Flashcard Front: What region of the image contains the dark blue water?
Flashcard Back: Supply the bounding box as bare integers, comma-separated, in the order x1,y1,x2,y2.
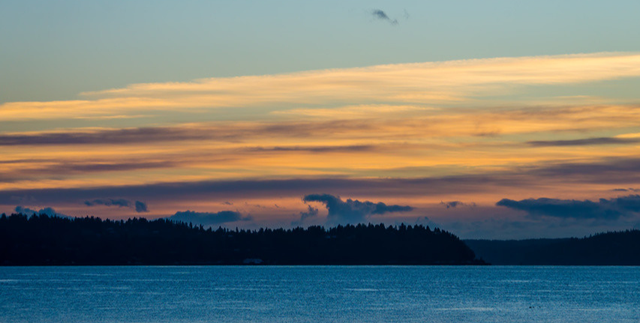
1,266,639,322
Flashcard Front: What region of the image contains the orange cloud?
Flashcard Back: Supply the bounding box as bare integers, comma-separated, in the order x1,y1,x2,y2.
2,52,640,121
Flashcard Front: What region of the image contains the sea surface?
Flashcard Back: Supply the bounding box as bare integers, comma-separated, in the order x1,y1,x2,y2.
1,266,639,322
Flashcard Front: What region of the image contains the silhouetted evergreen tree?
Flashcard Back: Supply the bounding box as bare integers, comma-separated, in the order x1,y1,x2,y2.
0,213,483,265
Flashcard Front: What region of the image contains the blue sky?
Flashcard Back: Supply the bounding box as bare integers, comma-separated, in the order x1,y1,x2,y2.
3,0,640,103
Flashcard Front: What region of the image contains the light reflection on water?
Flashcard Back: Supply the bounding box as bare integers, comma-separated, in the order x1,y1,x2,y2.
1,266,639,323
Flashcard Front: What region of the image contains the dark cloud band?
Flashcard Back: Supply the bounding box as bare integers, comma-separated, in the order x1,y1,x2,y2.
84,198,148,213
0,121,372,146
528,137,640,147
497,195,640,220
303,193,412,224
2,157,640,208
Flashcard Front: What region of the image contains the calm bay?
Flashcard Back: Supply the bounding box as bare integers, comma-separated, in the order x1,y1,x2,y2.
1,266,639,322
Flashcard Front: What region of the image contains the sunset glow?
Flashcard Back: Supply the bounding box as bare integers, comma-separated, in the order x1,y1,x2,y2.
3,1,640,239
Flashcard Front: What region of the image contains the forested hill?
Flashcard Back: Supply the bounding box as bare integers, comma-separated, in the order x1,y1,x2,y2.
466,230,640,265
0,213,483,266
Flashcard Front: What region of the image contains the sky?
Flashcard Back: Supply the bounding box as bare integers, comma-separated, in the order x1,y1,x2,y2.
2,0,640,239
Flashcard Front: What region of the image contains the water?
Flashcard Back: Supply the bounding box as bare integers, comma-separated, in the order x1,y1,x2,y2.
1,266,639,323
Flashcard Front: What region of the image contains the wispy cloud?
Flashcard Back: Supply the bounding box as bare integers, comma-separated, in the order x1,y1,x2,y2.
0,126,212,146
371,9,398,25
497,195,640,220
0,160,176,183
2,53,640,121
246,145,376,153
273,105,433,119
2,53,640,237
527,137,640,147
441,201,476,209
612,188,640,192
4,105,640,147
4,156,640,206
84,198,149,213
84,198,131,208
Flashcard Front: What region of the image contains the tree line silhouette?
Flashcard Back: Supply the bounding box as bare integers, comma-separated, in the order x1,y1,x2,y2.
466,229,640,265
0,213,483,265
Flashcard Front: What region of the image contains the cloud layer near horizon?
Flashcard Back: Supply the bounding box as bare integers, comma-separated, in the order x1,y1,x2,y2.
83,199,149,213
497,195,640,220
303,194,413,224
2,53,640,238
14,206,70,218
167,210,251,227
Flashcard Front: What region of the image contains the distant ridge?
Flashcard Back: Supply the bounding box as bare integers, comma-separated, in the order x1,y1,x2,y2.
0,213,484,266
466,230,640,265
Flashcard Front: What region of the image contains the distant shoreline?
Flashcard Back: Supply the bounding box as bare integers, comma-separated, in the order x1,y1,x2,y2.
3,213,638,266
1,214,483,266
466,230,640,266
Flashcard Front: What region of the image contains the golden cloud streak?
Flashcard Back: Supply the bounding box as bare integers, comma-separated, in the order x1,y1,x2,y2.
3,104,640,144
2,53,640,197
2,53,640,121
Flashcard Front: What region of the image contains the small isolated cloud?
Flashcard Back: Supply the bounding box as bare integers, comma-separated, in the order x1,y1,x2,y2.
303,193,412,224
292,205,319,226
84,198,148,213
244,202,267,208
84,198,131,208
527,137,640,147
371,9,398,25
440,201,476,209
222,201,233,205
167,210,251,227
496,195,640,220
612,188,640,192
14,206,70,218
135,201,148,213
